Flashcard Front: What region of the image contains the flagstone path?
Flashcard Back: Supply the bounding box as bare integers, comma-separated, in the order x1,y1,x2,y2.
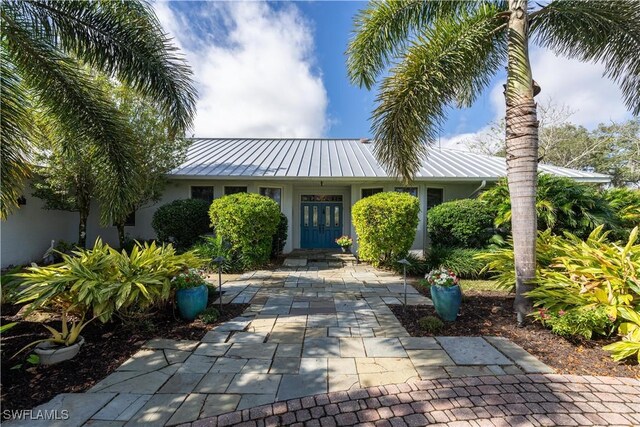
7,263,639,426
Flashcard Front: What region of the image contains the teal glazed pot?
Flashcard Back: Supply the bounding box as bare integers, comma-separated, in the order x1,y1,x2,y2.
430,284,462,322
176,284,209,321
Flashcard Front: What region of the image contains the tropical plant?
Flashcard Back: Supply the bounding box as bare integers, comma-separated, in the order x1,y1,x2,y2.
604,187,640,238
15,238,205,322
347,0,640,324
152,199,211,250
528,226,639,316
426,246,486,279
426,199,494,248
199,307,220,324
352,192,420,267
190,236,246,273
604,307,640,362
533,306,614,340
480,174,616,239
16,310,95,357
1,0,196,219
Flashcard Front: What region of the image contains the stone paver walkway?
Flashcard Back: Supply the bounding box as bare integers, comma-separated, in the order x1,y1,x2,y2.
8,264,637,426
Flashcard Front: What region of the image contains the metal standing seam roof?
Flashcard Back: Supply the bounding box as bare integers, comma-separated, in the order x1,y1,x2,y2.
170,138,611,182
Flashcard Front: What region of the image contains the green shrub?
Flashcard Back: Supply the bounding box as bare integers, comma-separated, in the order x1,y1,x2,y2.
152,199,211,249
604,187,640,239
418,316,444,333
427,199,494,248
16,238,205,322
271,212,288,258
209,193,280,270
191,236,245,273
352,192,420,267
426,246,486,279
480,174,617,238
199,307,220,324
535,306,613,340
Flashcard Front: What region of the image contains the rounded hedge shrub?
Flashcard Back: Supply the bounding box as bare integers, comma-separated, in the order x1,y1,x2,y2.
427,199,494,248
209,193,280,269
352,192,420,267
271,212,288,258
152,199,211,249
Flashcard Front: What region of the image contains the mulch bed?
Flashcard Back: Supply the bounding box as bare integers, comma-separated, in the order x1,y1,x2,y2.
0,301,249,412
391,286,639,379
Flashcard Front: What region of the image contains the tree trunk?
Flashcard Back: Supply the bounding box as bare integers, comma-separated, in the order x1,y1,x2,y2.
505,0,539,325
79,211,88,248
116,222,126,250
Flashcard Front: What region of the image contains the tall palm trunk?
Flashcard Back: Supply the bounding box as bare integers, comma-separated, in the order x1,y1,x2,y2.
505,0,539,325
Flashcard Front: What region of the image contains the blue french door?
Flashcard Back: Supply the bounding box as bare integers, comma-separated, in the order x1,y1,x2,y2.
300,202,343,248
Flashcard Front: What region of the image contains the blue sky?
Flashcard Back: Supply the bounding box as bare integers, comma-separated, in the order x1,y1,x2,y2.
155,1,631,148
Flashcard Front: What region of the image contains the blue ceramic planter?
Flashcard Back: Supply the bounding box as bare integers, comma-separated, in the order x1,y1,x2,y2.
430,284,462,322
176,284,208,321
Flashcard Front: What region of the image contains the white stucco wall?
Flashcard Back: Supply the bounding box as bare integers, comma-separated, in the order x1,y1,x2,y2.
1,183,78,267
1,178,484,267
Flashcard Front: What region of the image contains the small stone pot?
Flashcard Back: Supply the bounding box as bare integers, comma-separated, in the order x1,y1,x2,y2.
430,284,462,322
176,284,209,321
34,336,85,365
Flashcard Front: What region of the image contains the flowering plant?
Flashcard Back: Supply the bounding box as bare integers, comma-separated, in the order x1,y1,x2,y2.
171,268,206,290
425,267,460,287
335,235,353,247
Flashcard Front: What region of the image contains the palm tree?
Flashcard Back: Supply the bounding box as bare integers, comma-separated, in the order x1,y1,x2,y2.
347,0,640,324
1,0,196,222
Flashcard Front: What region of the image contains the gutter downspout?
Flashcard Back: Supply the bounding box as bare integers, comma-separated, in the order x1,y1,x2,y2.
469,180,487,198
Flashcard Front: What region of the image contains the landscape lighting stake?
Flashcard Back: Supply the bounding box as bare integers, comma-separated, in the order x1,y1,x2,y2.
397,258,411,310
213,256,225,312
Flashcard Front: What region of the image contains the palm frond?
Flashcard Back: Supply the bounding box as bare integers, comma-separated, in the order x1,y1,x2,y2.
3,7,140,224
531,0,640,114
346,0,483,89
13,0,196,135
371,4,507,180
0,47,33,219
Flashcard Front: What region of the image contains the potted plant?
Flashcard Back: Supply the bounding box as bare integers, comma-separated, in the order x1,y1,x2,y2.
16,309,94,365
335,235,353,253
172,269,209,321
425,267,462,322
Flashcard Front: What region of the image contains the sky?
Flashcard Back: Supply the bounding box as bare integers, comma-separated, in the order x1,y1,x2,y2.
154,1,632,149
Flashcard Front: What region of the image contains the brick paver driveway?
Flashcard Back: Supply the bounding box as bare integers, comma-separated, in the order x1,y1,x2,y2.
9,263,639,426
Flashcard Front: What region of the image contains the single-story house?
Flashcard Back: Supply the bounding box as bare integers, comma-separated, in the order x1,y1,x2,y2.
1,138,610,267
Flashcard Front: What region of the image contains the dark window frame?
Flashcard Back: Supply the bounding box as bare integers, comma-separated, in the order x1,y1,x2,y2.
190,185,215,203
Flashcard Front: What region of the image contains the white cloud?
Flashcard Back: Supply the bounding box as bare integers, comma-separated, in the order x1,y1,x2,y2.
154,1,329,137
445,46,632,151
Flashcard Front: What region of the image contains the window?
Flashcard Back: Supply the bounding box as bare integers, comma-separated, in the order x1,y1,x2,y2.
361,188,383,199
259,187,282,206
224,186,247,195
395,187,418,197
191,186,214,203
427,188,444,210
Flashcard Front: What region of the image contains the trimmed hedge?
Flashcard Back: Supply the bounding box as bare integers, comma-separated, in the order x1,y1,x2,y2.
209,193,280,269
352,192,420,267
427,199,494,248
152,199,211,249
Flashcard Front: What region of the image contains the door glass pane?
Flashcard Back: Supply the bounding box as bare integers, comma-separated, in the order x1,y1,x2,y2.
325,206,330,227
312,206,318,227
301,195,343,202
304,206,309,226
334,206,340,227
